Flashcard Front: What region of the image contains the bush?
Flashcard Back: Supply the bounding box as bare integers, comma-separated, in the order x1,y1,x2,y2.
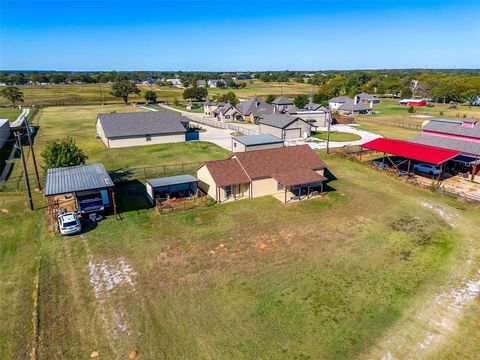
41,137,87,169
408,106,415,113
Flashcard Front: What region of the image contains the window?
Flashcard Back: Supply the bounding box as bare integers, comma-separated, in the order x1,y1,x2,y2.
225,115,230,119
277,182,285,191
233,142,237,148
146,134,152,141
224,185,235,198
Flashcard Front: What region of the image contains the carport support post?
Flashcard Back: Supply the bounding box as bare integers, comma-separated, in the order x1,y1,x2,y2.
24,116,42,191
407,160,411,174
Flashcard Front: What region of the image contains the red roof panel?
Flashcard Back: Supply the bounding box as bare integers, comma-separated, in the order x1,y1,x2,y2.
360,138,461,165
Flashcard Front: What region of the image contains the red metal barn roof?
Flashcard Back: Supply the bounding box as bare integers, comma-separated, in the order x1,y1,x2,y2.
360,138,461,165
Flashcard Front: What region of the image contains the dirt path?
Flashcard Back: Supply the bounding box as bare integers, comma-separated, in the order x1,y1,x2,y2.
362,200,480,359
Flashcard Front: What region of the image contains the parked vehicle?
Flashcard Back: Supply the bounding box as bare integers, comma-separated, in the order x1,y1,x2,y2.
413,163,441,175
370,160,390,169
58,212,81,236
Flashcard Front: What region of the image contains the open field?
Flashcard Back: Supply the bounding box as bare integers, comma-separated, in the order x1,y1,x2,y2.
3,154,480,359
0,107,21,121
0,81,314,107
358,99,480,125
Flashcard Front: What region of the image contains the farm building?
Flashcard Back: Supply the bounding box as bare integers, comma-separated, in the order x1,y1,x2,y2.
399,98,427,107
259,114,311,140
197,145,327,203
410,118,480,179
146,174,200,205
96,111,189,148
231,134,284,152
44,163,116,224
360,138,461,180
0,119,9,149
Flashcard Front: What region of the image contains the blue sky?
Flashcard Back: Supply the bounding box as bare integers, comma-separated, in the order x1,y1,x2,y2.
1,0,479,71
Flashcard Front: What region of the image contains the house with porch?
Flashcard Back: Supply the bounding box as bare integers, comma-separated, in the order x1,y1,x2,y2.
236,96,275,123
196,145,327,203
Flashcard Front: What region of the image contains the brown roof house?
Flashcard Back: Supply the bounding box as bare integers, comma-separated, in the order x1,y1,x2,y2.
196,145,327,203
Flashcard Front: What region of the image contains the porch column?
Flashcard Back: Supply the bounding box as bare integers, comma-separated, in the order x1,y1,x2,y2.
307,184,310,198
284,187,287,203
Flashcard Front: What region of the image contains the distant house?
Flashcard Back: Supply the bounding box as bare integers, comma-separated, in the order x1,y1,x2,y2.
0,119,9,149
231,134,284,152
215,103,243,122
197,145,327,203
355,92,380,107
203,99,225,117
196,80,206,88
259,114,311,140
328,96,353,111
272,96,295,113
207,79,226,88
96,111,189,148
166,78,183,87
236,96,275,123
236,73,253,80
399,98,427,107
294,105,331,128
337,100,372,115
44,163,115,216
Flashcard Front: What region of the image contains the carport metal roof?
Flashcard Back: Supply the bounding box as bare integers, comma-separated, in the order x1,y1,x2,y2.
146,174,199,188
360,138,461,165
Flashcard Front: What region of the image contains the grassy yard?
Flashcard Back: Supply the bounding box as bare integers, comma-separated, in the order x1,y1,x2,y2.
2,154,479,359
4,104,229,186
312,131,361,142
0,107,21,122
356,120,419,140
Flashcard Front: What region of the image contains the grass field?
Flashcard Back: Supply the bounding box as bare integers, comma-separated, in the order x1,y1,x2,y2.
2,153,479,359
0,81,314,107
358,99,480,125
356,120,419,140
0,107,21,122
313,131,361,142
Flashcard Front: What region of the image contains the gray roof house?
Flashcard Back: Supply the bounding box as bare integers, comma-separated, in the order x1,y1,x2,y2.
355,92,380,105
96,111,188,149
196,80,206,88
236,96,275,123
337,99,372,114
259,114,311,140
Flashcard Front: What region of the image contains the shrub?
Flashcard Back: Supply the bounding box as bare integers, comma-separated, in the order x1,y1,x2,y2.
41,137,87,169
408,106,415,113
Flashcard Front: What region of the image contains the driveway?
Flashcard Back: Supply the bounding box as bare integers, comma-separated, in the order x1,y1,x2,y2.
292,124,382,150
140,105,234,150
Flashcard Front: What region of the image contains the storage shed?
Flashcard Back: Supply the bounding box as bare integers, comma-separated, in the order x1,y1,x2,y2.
146,174,200,205
231,134,284,152
44,163,116,227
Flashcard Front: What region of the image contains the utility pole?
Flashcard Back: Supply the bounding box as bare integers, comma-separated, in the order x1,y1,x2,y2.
23,115,42,191
16,132,34,210
326,111,332,155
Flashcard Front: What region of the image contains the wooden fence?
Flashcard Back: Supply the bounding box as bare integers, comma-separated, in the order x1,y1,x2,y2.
155,190,212,214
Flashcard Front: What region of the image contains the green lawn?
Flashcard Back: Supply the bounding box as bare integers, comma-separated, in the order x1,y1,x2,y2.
312,131,361,142
168,104,204,113
2,153,478,359
0,107,21,122
356,120,419,140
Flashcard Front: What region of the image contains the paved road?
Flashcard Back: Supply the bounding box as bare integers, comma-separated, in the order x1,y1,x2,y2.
140,105,234,150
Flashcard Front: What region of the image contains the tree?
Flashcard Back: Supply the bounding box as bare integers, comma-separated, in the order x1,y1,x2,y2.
265,94,276,104
294,94,309,109
0,86,24,108
41,137,88,169
144,90,157,103
400,87,413,99
183,87,208,101
110,80,140,104
218,91,239,105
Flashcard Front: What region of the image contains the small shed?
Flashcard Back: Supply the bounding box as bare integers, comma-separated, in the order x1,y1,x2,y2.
232,134,284,152
146,174,200,204
44,163,116,226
